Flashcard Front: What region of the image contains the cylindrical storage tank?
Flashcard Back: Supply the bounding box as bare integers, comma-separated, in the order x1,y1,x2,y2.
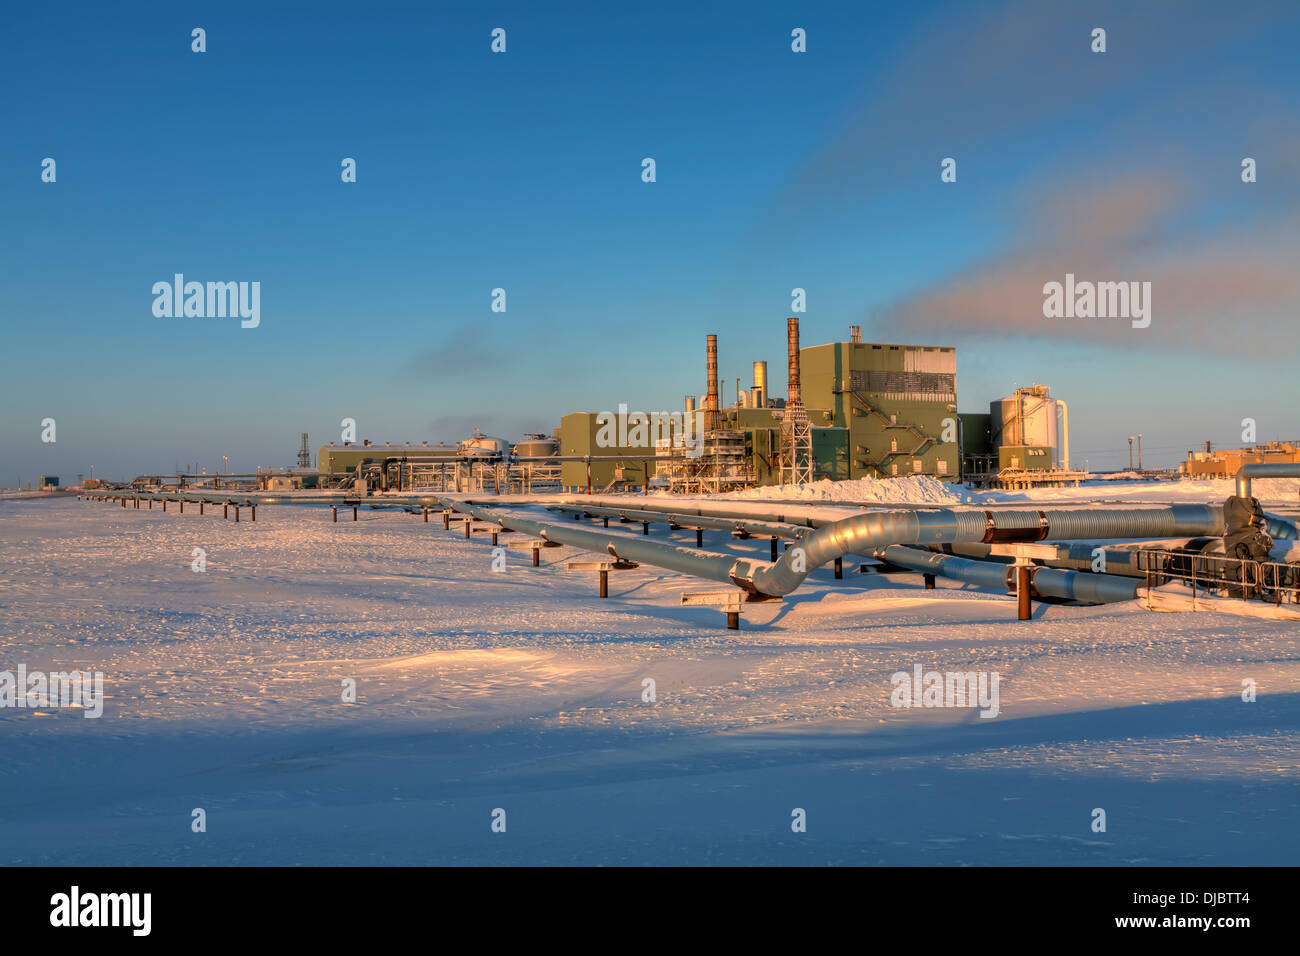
993,387,1057,458
753,360,767,408
685,395,696,414
514,434,559,459
993,396,1020,445
1016,389,1057,454
458,432,512,459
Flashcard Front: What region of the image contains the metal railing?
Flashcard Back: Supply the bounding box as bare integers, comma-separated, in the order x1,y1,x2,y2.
1135,549,1300,607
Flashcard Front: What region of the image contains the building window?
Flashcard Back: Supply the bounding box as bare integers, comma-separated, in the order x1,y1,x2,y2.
937,460,948,475
913,459,923,473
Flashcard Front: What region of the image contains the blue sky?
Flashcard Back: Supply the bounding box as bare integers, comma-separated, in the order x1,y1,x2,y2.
3,0,1298,482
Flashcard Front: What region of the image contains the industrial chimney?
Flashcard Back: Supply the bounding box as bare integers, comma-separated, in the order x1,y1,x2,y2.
753,360,767,409
705,334,721,432
786,317,801,405
849,325,861,344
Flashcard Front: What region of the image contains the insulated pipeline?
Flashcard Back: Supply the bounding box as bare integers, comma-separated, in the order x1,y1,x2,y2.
883,546,1140,604
735,505,1223,596
448,499,1223,599
546,504,806,540
1236,462,1300,498
443,499,744,583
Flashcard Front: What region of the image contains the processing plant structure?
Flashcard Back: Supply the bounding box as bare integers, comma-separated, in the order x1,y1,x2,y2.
126,317,1087,496
79,313,1300,622
548,317,1082,495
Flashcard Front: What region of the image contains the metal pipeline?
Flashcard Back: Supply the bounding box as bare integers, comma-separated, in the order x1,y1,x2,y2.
546,503,805,540
882,546,1139,604
1057,399,1070,470
89,487,1232,600
442,498,745,583
943,539,1218,577
556,495,826,528
734,505,1223,597
1236,462,1300,498
1264,514,1299,540
455,498,1222,598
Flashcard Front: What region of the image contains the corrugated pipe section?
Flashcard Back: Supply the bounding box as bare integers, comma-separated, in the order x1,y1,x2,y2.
1263,513,1299,540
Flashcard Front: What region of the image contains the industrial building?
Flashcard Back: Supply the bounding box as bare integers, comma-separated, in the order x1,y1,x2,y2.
305,317,1079,494
559,412,659,492
799,334,959,479
1181,441,1300,479
959,385,1082,487
318,440,459,479
552,320,1077,492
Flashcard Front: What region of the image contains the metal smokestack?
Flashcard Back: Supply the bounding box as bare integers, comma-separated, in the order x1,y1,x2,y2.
786,317,801,405
684,395,696,414
706,334,720,431
753,360,767,408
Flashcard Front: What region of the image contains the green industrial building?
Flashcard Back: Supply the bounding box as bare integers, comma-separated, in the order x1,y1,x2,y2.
559,411,679,491
556,338,961,488
798,341,959,479
323,327,1062,493
318,442,459,478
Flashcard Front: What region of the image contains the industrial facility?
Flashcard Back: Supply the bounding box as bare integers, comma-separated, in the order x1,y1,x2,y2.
74,319,1300,623
290,317,1082,496
1181,441,1300,479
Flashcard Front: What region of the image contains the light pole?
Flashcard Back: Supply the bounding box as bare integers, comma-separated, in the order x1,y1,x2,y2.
1137,434,1143,472
1128,437,1134,471
222,456,228,475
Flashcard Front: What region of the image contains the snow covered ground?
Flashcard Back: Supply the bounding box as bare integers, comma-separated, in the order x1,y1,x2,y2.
1,493,1297,865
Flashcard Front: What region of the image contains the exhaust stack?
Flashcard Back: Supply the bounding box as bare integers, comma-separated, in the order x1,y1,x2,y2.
706,334,720,432
786,317,801,405
753,360,767,408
